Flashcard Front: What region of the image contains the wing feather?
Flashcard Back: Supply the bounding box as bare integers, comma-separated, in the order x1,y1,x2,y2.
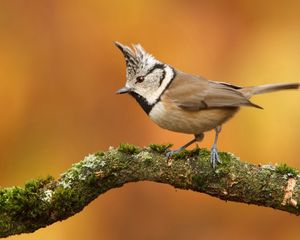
164,71,262,111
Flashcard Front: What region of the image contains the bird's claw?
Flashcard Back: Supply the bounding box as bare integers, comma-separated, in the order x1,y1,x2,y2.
166,147,186,158
166,151,173,158
210,146,222,168
166,149,180,158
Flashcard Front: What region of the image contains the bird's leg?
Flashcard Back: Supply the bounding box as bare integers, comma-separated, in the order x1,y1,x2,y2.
210,125,222,168
167,133,204,158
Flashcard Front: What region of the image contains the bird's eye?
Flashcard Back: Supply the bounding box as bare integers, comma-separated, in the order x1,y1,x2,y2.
136,76,145,83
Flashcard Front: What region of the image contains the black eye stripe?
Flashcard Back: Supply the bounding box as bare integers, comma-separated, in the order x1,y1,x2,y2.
158,69,166,87
147,63,165,75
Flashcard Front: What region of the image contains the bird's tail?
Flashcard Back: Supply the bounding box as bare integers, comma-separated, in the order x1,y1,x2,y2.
240,83,300,98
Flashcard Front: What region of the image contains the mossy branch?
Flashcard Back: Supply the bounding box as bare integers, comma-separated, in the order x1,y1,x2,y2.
1,144,300,238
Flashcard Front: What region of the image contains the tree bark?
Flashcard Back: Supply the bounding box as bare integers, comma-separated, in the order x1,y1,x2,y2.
0,144,299,238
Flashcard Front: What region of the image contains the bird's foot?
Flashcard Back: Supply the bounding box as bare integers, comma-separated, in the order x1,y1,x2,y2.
210,145,222,168
166,147,185,158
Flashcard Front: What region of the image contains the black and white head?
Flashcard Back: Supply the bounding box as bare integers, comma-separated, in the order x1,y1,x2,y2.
115,42,175,114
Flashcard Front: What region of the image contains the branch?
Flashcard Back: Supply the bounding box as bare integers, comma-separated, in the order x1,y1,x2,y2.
1,144,300,238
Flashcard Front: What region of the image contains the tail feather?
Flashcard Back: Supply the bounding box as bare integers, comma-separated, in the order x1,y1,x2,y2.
241,83,300,98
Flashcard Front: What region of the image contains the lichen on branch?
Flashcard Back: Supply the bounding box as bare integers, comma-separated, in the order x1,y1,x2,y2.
0,144,299,238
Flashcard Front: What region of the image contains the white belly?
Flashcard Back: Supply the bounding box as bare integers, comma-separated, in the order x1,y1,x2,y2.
149,101,238,134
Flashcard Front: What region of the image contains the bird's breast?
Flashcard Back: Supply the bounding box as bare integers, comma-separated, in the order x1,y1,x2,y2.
149,101,239,134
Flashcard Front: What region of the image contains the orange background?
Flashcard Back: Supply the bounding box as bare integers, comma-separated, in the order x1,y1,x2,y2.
1,1,300,239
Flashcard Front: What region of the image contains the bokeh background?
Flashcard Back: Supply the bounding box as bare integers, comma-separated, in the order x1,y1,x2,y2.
1,0,300,239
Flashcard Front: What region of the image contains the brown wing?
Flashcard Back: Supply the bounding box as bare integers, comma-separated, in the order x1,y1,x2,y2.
164,71,262,111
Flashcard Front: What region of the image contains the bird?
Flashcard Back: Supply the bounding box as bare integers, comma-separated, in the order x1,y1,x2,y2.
115,42,299,168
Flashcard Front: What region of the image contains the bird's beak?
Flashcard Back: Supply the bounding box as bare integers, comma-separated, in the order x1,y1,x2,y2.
116,87,131,94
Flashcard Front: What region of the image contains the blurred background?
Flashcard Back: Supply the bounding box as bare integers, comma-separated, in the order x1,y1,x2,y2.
0,0,300,239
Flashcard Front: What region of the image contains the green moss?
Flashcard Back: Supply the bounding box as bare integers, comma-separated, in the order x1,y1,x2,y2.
149,143,173,153
0,186,51,228
172,146,201,160
118,143,140,154
190,146,202,156
192,175,208,190
199,148,210,157
24,176,54,192
95,152,105,157
144,159,152,166
218,152,234,166
275,163,298,177
87,173,98,186
51,187,84,218
296,201,300,210
0,176,55,224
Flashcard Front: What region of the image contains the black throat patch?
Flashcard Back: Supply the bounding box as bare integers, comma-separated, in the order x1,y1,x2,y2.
129,92,154,115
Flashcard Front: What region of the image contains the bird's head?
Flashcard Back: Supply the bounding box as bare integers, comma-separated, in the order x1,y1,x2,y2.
115,42,175,106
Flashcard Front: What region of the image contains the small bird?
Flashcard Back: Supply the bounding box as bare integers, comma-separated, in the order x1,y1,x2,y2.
115,42,299,167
